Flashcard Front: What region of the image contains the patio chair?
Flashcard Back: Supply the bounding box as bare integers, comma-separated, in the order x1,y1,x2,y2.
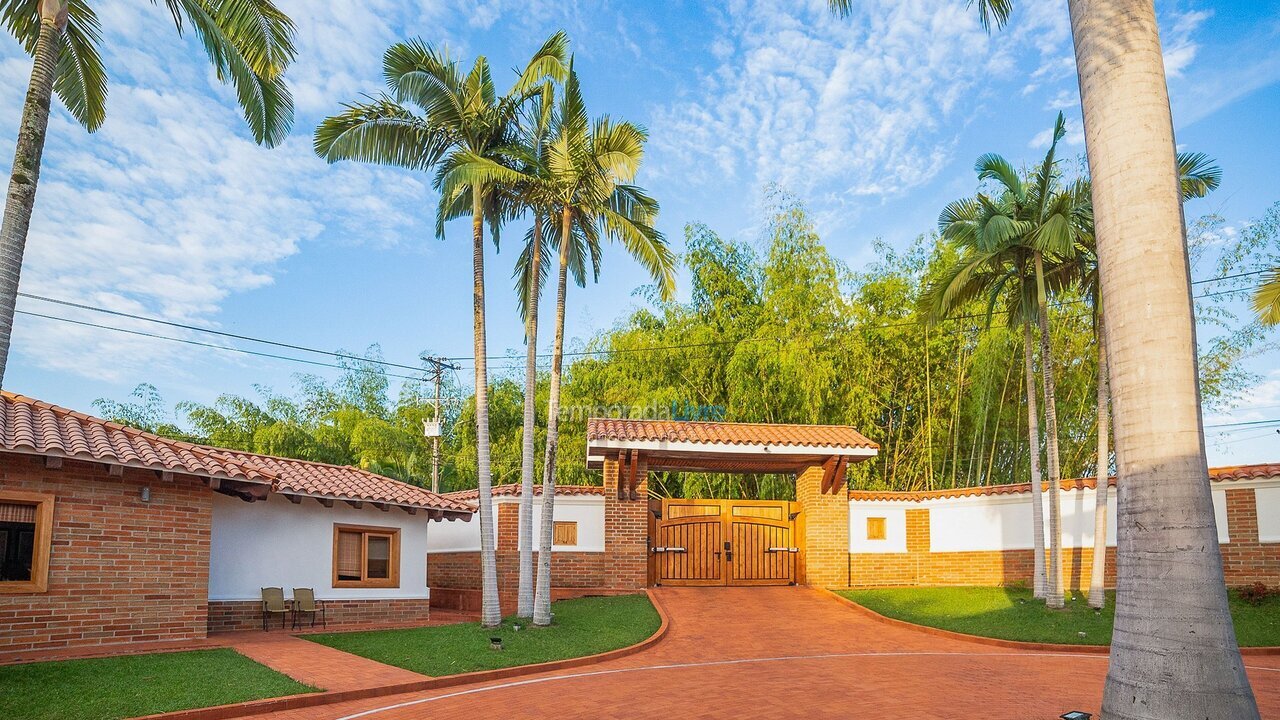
291,587,327,630
261,587,290,631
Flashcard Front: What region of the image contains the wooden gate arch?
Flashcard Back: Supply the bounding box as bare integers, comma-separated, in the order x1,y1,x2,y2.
649,498,799,587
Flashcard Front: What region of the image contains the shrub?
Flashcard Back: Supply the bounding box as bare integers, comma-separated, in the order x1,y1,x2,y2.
1237,582,1278,606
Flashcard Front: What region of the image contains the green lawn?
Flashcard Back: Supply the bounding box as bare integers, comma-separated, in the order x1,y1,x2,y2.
0,648,316,720
306,593,661,676
837,587,1280,647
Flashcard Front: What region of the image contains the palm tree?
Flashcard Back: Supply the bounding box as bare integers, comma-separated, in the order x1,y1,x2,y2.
1079,152,1221,610
933,114,1085,608
0,0,297,388
315,33,568,627
526,64,676,626
833,0,1261,713
511,87,558,619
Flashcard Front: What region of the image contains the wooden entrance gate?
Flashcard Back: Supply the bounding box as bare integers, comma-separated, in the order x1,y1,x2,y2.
649,499,799,587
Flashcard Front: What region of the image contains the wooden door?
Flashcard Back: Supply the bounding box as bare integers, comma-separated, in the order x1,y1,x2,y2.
652,499,797,587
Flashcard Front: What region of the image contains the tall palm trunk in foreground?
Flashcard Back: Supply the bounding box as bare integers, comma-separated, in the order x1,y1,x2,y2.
1088,309,1110,609
1033,251,1065,608
517,214,544,618
0,8,63,389
1069,0,1258,715
533,212,572,627
471,191,501,627
1022,320,1049,599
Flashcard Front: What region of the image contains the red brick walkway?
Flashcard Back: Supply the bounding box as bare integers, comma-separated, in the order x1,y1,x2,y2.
221,632,428,692
239,587,1280,719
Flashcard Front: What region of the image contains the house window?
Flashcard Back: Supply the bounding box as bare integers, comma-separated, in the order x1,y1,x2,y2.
0,491,54,594
553,521,578,547
866,517,887,541
333,524,400,588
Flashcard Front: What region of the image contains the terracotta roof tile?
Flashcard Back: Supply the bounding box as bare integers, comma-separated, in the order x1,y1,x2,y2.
848,464,1280,502
587,418,877,449
1,392,272,483
217,450,473,515
442,484,604,503
0,392,472,517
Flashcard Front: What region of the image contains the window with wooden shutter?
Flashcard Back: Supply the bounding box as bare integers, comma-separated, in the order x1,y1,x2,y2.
332,524,400,588
866,517,887,541
0,491,54,594
553,521,578,547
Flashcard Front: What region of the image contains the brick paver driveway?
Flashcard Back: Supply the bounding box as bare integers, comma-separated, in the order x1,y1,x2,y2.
247,586,1280,719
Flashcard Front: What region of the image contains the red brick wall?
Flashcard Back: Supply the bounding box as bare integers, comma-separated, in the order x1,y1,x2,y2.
0,454,211,654
208,598,431,632
1221,488,1280,587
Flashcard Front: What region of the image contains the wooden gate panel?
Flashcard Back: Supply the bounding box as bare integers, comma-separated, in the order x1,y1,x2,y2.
652,499,796,587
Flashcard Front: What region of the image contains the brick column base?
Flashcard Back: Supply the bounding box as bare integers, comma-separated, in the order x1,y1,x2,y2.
797,464,849,587
603,456,648,590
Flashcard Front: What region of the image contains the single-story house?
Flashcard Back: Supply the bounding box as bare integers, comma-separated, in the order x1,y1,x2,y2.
0,391,471,657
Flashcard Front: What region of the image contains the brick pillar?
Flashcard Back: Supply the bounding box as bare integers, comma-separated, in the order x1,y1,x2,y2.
1225,488,1258,544
495,501,520,602
905,508,930,552
796,464,849,588
603,454,649,590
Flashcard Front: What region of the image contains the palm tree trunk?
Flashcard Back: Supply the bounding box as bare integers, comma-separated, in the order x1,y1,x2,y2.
1089,308,1111,609
1069,0,1258,715
1023,319,1049,600
516,214,544,619
0,12,64,389
533,208,571,627
1033,251,1066,608
471,190,501,627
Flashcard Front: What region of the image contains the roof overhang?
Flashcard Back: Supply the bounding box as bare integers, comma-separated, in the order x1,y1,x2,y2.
586,440,877,474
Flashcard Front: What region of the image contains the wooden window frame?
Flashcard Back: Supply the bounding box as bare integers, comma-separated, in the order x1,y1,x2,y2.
0,490,54,594
332,524,401,589
553,521,578,547
866,516,887,541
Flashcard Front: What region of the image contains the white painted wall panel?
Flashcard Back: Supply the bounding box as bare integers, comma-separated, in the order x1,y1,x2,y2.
521,496,606,553
848,503,908,553
1257,487,1280,542
209,493,431,601
426,510,483,552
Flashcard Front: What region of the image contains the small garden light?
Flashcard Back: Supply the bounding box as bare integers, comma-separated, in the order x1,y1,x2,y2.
1060,712,1092,720
490,637,504,651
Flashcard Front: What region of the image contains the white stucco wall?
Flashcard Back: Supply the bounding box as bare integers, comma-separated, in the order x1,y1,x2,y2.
423,495,606,553
853,484,1232,554
425,507,486,552
521,496,606,552
209,493,432,601
1256,486,1280,543
848,503,909,553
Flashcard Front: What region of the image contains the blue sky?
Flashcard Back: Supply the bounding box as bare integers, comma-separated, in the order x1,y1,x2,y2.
1,0,1278,465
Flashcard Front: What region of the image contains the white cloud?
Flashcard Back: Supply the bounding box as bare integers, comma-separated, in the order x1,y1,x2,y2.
0,1,430,382
650,0,1071,202
1028,114,1084,149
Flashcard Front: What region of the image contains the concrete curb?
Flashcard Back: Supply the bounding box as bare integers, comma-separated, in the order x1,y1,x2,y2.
819,588,1280,657
134,590,671,720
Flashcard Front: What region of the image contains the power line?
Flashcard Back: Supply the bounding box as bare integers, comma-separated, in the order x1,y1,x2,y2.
15,268,1274,370
16,292,427,373
13,310,428,382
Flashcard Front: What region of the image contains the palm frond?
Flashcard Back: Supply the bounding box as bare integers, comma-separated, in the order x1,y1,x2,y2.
1177,151,1222,201
975,153,1022,199
313,96,444,169
510,30,568,97
168,0,295,146
55,0,106,130
383,39,464,124
1254,269,1280,326
971,0,1013,31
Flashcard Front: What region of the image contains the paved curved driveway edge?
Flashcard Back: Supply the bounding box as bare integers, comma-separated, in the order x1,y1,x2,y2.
231,586,1280,719
136,591,670,720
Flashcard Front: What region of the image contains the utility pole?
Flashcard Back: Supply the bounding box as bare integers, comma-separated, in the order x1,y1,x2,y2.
420,355,460,494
